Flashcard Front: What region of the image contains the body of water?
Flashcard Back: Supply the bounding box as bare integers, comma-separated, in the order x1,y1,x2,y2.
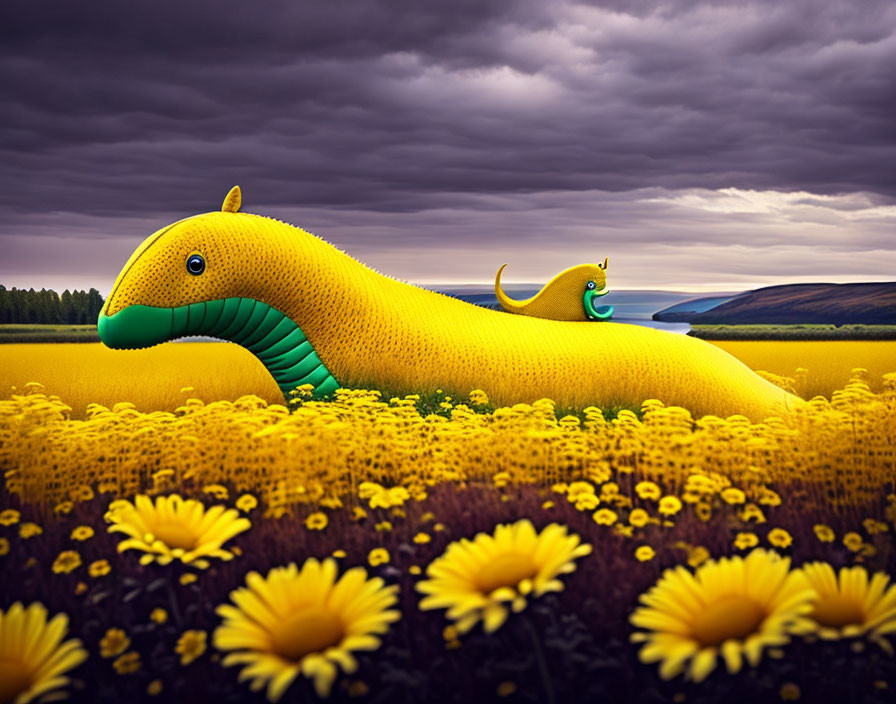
430,285,729,334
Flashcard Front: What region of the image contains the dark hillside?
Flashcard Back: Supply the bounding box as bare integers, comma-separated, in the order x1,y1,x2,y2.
655,283,896,325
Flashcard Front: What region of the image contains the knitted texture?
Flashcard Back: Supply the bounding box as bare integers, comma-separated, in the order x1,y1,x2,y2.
103,187,802,421
495,262,608,321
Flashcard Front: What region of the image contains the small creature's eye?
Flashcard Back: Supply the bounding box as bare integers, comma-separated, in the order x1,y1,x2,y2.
586,281,596,290
186,254,205,276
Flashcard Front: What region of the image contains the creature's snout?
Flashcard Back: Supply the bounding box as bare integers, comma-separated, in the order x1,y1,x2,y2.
97,305,174,350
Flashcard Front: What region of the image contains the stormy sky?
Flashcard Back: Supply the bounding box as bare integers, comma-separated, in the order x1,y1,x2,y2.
2,0,895,293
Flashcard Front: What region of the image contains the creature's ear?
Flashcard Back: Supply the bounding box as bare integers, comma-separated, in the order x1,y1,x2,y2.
222,185,242,213
598,257,608,270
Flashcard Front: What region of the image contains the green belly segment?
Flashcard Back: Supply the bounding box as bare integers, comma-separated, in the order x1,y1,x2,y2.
97,298,340,398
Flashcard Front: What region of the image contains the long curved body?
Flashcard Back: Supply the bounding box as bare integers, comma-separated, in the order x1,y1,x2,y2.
495,262,613,321
99,187,802,421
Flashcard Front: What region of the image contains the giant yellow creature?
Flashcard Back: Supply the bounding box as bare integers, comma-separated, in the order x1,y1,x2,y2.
99,186,801,421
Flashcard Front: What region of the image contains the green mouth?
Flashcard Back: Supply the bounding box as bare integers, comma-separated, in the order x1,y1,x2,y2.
583,287,613,320
98,298,340,399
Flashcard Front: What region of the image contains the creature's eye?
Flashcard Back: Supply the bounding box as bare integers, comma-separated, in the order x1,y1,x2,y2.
186,254,206,276
586,281,596,290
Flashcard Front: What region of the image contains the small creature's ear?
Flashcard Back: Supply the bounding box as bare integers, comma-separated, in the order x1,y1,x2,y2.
598,257,608,270
222,185,242,213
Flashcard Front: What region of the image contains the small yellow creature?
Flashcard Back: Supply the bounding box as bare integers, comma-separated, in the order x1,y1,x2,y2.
495,260,613,321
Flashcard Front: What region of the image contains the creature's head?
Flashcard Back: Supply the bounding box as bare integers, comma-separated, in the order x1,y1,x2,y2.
578,258,609,294
545,260,612,320
583,257,613,320
98,186,287,348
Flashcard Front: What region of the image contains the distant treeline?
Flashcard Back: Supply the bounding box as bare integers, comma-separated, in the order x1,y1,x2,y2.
0,285,105,324
689,324,896,340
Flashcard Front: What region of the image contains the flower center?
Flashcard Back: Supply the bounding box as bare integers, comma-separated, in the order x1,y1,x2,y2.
0,659,31,704
690,595,765,646
268,607,344,661
811,595,865,629
475,553,537,594
150,521,198,551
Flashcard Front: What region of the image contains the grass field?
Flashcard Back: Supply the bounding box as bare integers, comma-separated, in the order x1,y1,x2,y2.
0,324,100,343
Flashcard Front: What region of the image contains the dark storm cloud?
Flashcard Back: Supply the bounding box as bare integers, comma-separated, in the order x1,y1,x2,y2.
3,187,894,294
1,0,895,288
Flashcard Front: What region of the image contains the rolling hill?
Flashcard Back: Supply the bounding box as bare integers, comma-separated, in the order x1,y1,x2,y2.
653,282,896,325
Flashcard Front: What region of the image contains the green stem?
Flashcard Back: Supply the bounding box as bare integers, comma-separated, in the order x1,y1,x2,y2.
166,574,183,627
522,615,556,704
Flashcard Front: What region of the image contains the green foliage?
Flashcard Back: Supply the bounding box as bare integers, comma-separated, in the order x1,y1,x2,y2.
0,325,100,343
292,381,642,421
0,285,104,325
689,324,896,340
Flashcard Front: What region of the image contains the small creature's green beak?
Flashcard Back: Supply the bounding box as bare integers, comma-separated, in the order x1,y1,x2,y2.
583,286,613,320
97,305,174,350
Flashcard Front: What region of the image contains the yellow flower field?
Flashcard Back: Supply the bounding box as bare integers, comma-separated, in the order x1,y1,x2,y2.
710,340,896,398
1,340,894,417
1,346,895,703
0,343,283,415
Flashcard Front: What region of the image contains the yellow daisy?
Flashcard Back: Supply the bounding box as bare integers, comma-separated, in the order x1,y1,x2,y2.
767,528,793,549
0,602,87,704
213,558,400,700
54,502,73,516
658,496,682,516
635,546,656,562
19,523,42,540
686,546,710,568
175,630,207,665
740,504,766,523
88,559,111,578
635,482,662,501
235,494,258,513
694,503,713,523
52,550,82,574
417,519,591,634
780,682,801,700
368,548,390,567
630,548,815,682
734,532,759,551
721,488,746,505
0,509,20,526
843,532,864,552
629,509,650,528
113,651,140,674
99,628,130,658
798,562,896,651
304,512,328,531
107,494,250,569
593,509,617,526
70,526,94,541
